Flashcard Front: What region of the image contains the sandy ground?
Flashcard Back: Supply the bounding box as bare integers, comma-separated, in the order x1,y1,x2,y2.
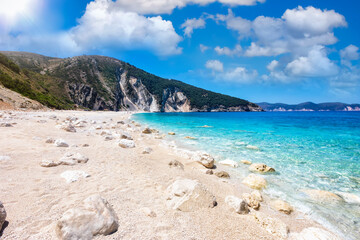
0,110,332,240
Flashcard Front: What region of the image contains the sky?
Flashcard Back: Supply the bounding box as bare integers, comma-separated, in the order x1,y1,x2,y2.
0,0,359,104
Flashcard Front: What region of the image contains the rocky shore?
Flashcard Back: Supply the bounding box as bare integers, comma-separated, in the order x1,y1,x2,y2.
0,110,343,239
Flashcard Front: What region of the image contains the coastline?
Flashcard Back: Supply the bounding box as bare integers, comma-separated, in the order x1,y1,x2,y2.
0,110,343,239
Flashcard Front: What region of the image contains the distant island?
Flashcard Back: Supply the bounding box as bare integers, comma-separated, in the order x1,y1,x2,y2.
257,102,360,112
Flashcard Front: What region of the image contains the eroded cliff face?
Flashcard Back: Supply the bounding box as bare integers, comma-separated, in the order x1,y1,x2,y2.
161,88,191,112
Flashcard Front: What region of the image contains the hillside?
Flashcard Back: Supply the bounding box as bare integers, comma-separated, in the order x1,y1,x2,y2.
258,102,360,112
0,51,262,112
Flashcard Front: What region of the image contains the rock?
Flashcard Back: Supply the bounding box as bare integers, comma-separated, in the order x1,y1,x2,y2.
215,171,230,179
155,134,164,139
0,156,10,161
270,199,293,214
166,179,217,212
0,201,6,230
61,170,90,183
242,174,267,190
54,139,69,147
168,160,184,170
61,124,76,133
60,153,89,165
184,136,197,140
251,190,263,202
142,128,152,134
225,195,249,214
45,137,55,144
168,132,176,135
219,160,238,168
289,227,341,240
142,147,153,154
191,152,215,169
120,132,133,140
100,130,112,136
40,159,60,167
242,193,260,210
95,125,102,130
206,170,213,175
336,192,360,204
241,160,252,165
253,212,289,239
56,195,119,239
0,123,13,127
301,189,343,204
49,115,57,120
104,136,114,141
118,139,135,148
81,144,90,147
141,207,157,218
246,145,260,150
249,163,275,173
150,129,159,133
199,125,212,128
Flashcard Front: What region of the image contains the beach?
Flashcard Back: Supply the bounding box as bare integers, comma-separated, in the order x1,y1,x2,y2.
0,110,343,240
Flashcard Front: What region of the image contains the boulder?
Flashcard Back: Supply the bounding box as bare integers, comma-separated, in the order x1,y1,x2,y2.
241,160,252,165
246,145,260,150
242,193,260,210
251,190,263,202
54,139,69,148
61,170,90,183
219,160,239,168
142,128,152,134
142,147,153,154
168,160,184,170
270,199,293,214
60,153,89,165
168,132,176,135
301,189,343,204
215,171,230,179
118,139,135,148
0,201,6,230
56,195,119,239
289,227,341,240
225,195,249,214
249,163,275,173
242,174,267,190
253,212,289,239
166,179,217,212
191,152,215,169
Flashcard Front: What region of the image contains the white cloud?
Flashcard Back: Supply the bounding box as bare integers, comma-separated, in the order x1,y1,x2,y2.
214,44,242,56
340,44,359,64
244,42,286,57
181,18,206,37
285,45,338,77
111,0,266,15
205,59,224,72
221,66,258,83
215,9,252,37
200,44,209,52
267,60,279,72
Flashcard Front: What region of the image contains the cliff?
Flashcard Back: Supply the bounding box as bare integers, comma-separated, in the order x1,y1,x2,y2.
0,51,262,112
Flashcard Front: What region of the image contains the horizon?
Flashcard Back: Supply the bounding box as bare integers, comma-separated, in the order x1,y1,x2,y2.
1,0,359,104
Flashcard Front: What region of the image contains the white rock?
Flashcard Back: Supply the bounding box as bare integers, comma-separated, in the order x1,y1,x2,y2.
40,159,60,167
242,174,267,190
289,227,341,240
141,207,157,217
219,160,239,168
118,139,135,148
191,152,215,169
56,195,119,239
336,192,360,204
54,139,69,148
95,125,102,130
60,153,89,165
166,179,216,212
0,156,11,161
253,212,289,239
225,195,249,214
120,132,133,140
0,201,6,230
61,170,90,183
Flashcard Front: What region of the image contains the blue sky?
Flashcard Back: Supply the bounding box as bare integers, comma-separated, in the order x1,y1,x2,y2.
0,0,359,104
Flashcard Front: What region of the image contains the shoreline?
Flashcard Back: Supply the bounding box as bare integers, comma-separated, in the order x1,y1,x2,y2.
0,110,344,239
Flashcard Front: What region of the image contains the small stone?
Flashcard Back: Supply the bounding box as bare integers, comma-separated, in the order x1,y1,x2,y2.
168,132,176,135
225,195,249,214
242,174,267,190
0,123,13,127
104,136,114,141
54,139,69,148
142,128,152,134
120,132,133,140
205,170,213,175
61,124,76,133
118,139,135,148
249,163,275,173
219,160,239,168
40,159,60,167
270,199,293,214
241,160,252,165
142,147,153,154
60,153,89,165
215,171,230,179
191,152,215,169
141,207,157,218
45,138,55,144
81,144,89,147
251,190,263,202
61,170,90,183
155,135,164,139
168,160,184,170
184,136,197,140
242,193,260,210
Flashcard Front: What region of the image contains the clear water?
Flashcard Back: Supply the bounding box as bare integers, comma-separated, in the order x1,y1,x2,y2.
133,112,360,239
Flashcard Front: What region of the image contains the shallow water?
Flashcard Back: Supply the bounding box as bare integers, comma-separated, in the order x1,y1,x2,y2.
133,111,360,239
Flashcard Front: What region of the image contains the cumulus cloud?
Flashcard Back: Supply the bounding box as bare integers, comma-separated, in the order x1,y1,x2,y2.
340,44,359,67
205,59,224,72
221,66,258,83
214,44,242,56
112,0,266,15
285,45,339,77
200,44,209,52
181,18,206,37
215,9,252,37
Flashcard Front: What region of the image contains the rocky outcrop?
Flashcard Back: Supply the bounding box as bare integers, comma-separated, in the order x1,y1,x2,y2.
161,87,191,112
56,195,119,239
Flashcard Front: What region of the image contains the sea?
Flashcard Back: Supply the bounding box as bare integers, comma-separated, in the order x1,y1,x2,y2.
132,111,360,240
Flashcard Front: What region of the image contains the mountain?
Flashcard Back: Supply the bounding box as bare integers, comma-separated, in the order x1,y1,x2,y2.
257,102,360,112
0,51,262,112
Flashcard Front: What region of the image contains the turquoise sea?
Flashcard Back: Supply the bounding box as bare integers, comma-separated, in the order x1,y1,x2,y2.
133,112,360,239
